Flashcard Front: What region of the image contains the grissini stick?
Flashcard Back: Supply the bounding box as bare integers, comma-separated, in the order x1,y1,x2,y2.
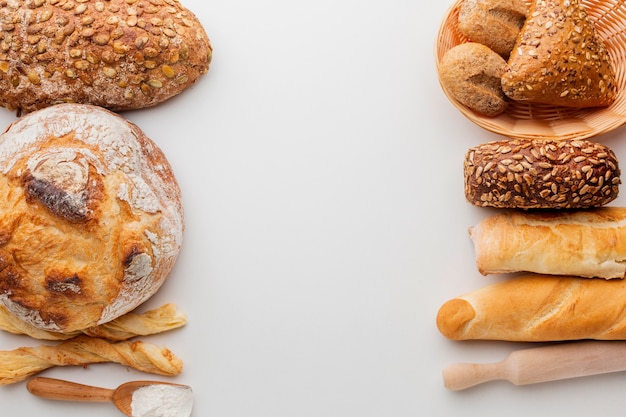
0,303,187,341
443,341,626,390
0,336,183,385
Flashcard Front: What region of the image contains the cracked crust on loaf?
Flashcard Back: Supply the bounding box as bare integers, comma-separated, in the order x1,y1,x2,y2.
0,103,183,333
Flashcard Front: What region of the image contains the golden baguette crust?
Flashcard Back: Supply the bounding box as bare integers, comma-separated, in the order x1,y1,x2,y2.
501,0,617,107
436,274,626,342
470,207,626,279
0,0,212,114
464,138,621,209
0,103,183,333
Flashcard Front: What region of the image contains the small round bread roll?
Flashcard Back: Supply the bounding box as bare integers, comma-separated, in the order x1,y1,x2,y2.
465,138,621,209
439,42,508,117
0,103,183,333
458,0,528,57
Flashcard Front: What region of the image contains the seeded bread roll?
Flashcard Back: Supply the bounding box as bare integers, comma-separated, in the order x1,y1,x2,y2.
465,138,621,209
439,42,508,117
436,274,626,342
470,207,626,279
0,103,183,333
458,0,528,57
0,0,212,114
501,0,617,107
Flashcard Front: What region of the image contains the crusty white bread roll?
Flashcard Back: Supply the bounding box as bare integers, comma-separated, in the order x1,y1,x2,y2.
457,0,528,57
464,138,621,209
0,103,183,333
436,274,626,342
469,207,626,279
501,0,617,107
439,42,509,117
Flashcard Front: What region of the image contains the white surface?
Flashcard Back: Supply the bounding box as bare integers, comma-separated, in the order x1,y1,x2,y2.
2,0,626,416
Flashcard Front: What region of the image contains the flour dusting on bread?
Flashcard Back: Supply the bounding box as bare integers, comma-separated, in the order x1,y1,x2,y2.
0,103,183,333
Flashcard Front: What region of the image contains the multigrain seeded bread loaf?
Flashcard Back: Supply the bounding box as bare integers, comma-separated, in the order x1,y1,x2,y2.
501,0,617,107
469,207,626,279
0,0,212,115
439,42,509,117
464,138,621,209
0,103,183,333
457,0,528,57
436,274,626,342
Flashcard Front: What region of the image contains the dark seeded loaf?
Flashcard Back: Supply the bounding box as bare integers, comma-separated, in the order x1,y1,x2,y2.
464,138,621,209
0,0,212,114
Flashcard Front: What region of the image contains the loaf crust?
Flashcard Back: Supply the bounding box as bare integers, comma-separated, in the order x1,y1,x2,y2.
457,0,528,57
0,103,183,333
436,274,626,342
0,0,212,114
469,207,626,279
464,138,621,209
501,0,617,107
439,42,509,117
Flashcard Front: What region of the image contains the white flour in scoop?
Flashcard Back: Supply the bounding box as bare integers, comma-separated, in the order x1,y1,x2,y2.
131,384,194,417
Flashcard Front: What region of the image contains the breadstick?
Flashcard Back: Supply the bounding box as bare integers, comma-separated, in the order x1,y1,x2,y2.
0,304,187,341
0,336,183,385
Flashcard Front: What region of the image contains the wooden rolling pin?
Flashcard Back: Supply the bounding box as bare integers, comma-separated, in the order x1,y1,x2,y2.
443,341,626,390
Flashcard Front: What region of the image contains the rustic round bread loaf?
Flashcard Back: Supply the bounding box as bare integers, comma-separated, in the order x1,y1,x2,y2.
0,0,212,115
464,138,621,209
0,103,183,333
439,42,508,117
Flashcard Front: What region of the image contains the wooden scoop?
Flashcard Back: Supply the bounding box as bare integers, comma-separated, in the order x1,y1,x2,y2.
443,340,626,391
26,376,193,416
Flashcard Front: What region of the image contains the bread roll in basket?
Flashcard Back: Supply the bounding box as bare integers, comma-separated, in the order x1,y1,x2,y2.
0,103,183,333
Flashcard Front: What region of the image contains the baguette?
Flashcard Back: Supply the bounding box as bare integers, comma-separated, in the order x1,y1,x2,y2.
501,0,617,107
436,274,626,342
469,207,626,279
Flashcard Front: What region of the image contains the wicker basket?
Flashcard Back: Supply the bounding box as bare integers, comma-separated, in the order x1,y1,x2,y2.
435,0,626,140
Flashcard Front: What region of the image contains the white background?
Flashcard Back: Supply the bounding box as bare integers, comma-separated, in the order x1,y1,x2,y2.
2,0,626,416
